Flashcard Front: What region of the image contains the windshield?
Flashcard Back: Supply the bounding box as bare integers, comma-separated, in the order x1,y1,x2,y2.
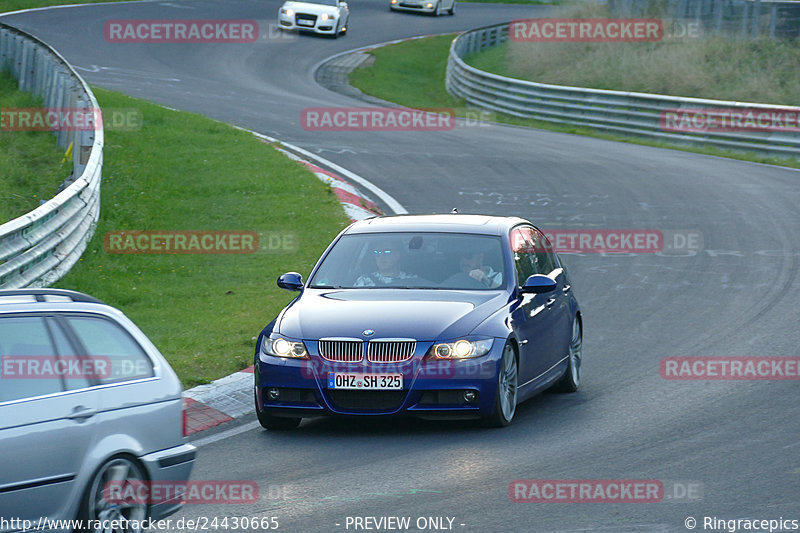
303,0,338,5
309,232,506,290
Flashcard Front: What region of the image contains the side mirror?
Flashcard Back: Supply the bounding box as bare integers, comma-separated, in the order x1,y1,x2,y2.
340,1,348,8
520,274,556,294
277,272,304,292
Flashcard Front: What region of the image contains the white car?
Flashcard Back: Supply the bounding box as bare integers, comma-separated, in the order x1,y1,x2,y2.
278,0,350,37
390,0,455,15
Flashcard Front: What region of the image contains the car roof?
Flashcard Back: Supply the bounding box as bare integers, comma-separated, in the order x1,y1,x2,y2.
0,289,116,314
345,214,531,236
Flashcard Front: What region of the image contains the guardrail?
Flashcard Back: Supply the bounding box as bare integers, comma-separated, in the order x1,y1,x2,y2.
445,23,800,161
0,22,103,289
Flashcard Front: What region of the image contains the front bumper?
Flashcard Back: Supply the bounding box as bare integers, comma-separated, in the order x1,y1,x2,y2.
255,340,503,420
278,13,339,34
390,0,437,13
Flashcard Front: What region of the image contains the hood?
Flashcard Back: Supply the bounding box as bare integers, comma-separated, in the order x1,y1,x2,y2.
283,1,338,12
278,289,507,341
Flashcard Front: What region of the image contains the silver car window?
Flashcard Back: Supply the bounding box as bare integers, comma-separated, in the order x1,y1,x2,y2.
65,316,155,384
0,316,64,402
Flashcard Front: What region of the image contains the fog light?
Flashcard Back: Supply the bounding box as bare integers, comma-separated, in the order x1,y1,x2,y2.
267,388,280,401
463,390,477,403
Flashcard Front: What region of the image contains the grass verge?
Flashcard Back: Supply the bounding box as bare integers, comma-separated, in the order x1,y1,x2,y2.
1,0,134,13
54,88,350,388
0,69,69,223
348,34,800,169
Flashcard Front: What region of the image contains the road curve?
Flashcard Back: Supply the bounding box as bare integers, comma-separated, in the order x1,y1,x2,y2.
3,1,799,531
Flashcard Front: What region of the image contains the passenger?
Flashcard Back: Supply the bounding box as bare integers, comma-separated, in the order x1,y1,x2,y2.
459,250,503,288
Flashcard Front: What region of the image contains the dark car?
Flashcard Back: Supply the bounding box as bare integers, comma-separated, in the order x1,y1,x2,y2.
254,214,582,428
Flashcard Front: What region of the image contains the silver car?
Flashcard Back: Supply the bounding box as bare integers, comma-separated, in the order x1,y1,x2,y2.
0,289,195,530
390,0,455,16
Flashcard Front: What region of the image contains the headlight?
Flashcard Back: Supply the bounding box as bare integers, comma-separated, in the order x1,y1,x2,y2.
429,339,493,359
321,13,332,20
281,8,294,15
262,336,308,359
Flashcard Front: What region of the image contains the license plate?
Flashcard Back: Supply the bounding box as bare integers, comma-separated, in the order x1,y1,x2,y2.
297,19,314,26
328,373,403,390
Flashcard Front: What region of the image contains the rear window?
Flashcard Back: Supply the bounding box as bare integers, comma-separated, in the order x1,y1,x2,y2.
65,316,154,384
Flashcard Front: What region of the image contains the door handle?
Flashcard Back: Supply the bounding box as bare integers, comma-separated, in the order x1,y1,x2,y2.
545,298,556,308
562,285,571,293
67,406,97,421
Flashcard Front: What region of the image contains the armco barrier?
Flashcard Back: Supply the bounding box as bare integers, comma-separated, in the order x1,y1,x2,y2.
0,22,103,289
445,23,800,160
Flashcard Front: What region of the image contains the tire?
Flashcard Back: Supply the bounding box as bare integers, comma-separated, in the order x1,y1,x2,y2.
484,342,518,427
77,455,147,531
448,0,455,15
553,317,582,393
434,1,442,16
255,390,301,430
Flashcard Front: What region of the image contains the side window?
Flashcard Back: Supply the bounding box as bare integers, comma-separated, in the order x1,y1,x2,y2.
65,316,154,385
533,229,558,275
0,316,63,403
510,227,537,286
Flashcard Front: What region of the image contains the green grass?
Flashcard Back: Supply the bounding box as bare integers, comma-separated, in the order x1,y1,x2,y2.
0,69,70,223
348,34,800,169
54,88,350,388
2,0,135,12
459,0,554,4
479,39,800,106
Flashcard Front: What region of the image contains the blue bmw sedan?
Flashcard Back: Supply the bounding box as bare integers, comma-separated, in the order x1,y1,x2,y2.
254,214,582,428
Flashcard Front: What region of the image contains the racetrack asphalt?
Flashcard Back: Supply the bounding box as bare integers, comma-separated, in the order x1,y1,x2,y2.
3,1,800,531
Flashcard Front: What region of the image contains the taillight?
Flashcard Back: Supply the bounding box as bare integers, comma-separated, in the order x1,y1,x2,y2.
182,397,188,437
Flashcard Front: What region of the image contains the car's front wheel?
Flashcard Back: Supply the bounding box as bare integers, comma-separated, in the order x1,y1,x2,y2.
447,0,455,15
433,1,442,15
553,317,582,392
255,390,302,430
484,342,518,427
78,455,147,531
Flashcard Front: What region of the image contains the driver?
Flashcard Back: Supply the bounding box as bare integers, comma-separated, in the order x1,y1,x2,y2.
355,242,418,287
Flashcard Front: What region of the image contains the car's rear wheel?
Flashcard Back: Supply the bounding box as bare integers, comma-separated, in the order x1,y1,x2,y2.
553,317,582,392
78,455,147,531
484,342,517,427
255,390,302,430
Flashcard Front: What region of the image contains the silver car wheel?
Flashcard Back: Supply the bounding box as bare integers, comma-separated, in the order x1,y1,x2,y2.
85,457,147,531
